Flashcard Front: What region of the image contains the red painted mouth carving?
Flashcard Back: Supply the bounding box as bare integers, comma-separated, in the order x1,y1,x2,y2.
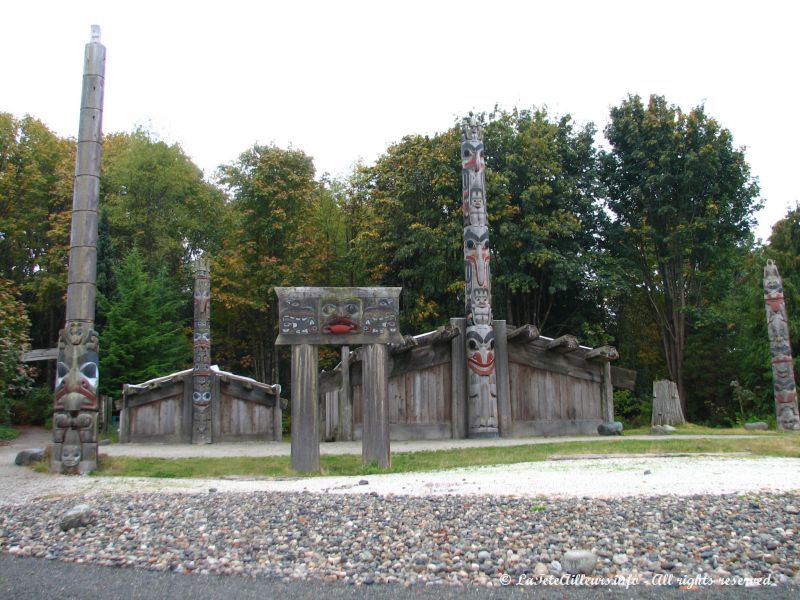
468,352,495,376
324,318,358,334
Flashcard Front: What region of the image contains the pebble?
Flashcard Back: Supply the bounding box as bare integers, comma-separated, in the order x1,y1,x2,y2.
1,491,798,588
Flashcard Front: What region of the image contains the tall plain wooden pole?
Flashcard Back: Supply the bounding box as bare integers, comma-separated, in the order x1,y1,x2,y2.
362,344,390,468
291,344,320,472
338,345,353,441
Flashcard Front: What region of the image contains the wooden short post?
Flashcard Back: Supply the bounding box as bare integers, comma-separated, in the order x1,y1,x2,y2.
450,318,467,439
601,362,615,423
338,345,353,441
493,320,513,437
362,344,390,468
291,344,320,472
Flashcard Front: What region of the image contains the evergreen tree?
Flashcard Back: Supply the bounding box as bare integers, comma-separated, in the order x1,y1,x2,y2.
99,248,190,400
95,208,117,333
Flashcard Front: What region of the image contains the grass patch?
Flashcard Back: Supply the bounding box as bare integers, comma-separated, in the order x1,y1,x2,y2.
624,423,778,436
95,435,800,479
0,425,20,441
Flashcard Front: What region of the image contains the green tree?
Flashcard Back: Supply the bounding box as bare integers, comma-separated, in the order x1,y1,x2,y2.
99,248,190,399
0,113,74,348
484,108,607,339
602,94,761,410
101,129,230,278
214,144,328,384
356,129,463,331
0,278,35,423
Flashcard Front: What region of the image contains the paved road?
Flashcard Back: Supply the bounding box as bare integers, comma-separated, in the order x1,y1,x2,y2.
1,555,795,600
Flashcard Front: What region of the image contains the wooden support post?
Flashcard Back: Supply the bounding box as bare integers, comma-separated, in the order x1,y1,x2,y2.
601,362,615,423
338,345,352,441
493,320,512,437
362,344,390,468
450,318,467,439
291,344,320,472
273,397,282,442
119,389,129,443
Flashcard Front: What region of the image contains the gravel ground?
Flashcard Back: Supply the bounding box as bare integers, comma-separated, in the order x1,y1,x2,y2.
2,489,799,589
2,428,800,593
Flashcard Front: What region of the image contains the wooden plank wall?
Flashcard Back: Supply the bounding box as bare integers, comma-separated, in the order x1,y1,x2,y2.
509,363,602,421
353,362,452,425
128,394,183,441
218,393,273,438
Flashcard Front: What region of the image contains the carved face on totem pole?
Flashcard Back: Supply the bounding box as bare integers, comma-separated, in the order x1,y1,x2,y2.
61,429,83,473
467,325,495,377
461,137,485,173
467,325,498,431
320,296,363,335
464,226,491,290
54,322,99,413
778,403,800,430
764,260,783,296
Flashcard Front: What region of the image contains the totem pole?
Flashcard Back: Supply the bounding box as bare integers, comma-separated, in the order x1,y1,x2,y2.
52,26,105,473
192,257,212,443
461,118,498,437
763,260,800,431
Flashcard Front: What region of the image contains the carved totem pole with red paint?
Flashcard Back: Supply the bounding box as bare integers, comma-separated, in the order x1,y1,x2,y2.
462,118,498,437
763,260,800,431
52,26,105,473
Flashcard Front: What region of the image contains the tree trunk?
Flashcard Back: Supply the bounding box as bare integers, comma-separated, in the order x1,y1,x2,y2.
652,380,686,426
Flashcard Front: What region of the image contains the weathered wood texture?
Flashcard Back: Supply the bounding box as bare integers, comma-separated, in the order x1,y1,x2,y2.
509,363,602,421
652,380,686,426
601,361,615,423
450,318,467,439
120,369,279,443
291,344,320,472
331,325,632,441
362,344,390,468
120,373,190,443
22,347,59,362
494,320,512,437
275,287,403,346
353,362,452,429
545,335,579,354
338,346,352,441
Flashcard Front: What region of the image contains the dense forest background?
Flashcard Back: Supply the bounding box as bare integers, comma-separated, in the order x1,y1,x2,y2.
2,94,798,428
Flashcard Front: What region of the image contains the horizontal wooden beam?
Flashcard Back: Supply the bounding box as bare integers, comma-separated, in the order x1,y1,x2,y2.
390,325,459,354
507,324,540,344
22,347,58,362
545,335,579,354
585,345,619,362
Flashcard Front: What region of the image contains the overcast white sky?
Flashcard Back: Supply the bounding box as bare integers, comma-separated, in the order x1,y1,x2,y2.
2,1,797,240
